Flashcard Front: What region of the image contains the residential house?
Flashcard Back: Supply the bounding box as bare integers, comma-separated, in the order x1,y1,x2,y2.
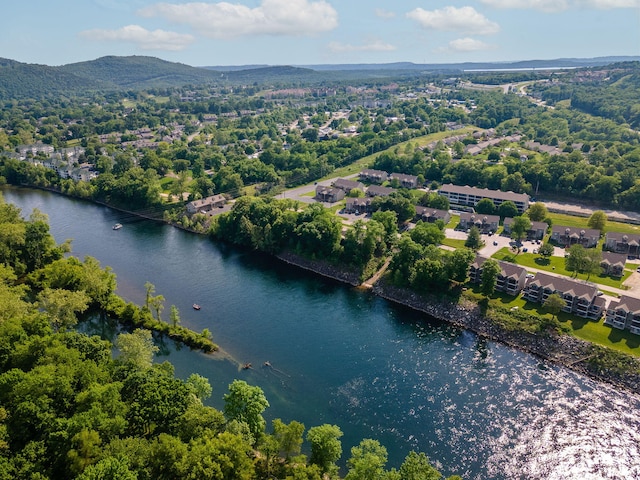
604,232,640,256
359,169,389,184
415,206,451,225
600,252,626,277
522,272,605,320
605,295,640,335
345,197,372,214
469,255,527,295
70,164,98,182
366,185,395,197
17,143,54,158
186,194,226,214
465,145,483,156
550,226,600,248
389,173,419,189
332,178,365,195
503,218,548,240
315,185,345,203
459,213,499,233
438,184,530,213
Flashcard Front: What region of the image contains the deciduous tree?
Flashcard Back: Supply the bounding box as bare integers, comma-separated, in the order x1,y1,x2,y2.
307,424,343,475
544,293,566,320
527,202,548,222
223,380,269,444
115,328,159,370
480,259,501,297
587,210,607,232
345,438,388,480
498,201,519,219
474,198,496,215
510,216,531,245
464,226,484,251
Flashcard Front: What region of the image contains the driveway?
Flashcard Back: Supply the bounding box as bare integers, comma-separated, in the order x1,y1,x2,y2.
478,233,515,256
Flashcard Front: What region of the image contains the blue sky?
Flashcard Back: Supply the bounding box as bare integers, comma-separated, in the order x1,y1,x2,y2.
2,0,639,67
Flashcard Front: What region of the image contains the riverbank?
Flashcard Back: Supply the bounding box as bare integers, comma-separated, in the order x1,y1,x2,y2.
276,250,640,394
276,251,362,286
374,281,640,393
8,184,640,394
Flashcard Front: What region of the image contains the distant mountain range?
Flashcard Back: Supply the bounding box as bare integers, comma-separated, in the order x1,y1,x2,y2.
206,56,640,72
1,55,638,100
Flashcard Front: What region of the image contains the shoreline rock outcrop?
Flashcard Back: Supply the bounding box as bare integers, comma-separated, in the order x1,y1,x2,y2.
277,251,640,395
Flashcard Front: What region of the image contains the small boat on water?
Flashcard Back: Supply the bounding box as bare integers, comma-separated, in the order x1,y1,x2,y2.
192,304,201,310
112,223,123,230
242,363,252,370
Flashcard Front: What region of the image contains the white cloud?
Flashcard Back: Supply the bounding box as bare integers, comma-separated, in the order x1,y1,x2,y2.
328,40,396,53
79,25,195,50
407,6,500,35
584,0,640,8
480,0,639,11
479,0,569,11
138,0,338,38
445,37,495,52
375,8,396,19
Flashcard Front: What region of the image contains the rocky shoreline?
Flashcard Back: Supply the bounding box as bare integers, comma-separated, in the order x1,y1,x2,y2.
276,251,362,286
277,251,640,395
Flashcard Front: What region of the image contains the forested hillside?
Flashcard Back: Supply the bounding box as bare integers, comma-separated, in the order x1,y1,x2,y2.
60,56,222,89
533,62,640,128
0,58,104,99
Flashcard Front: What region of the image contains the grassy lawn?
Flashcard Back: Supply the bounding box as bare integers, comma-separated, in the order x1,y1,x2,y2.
441,238,467,249
468,284,640,357
445,214,460,230
159,176,174,193
567,319,640,355
243,185,257,196
491,247,630,290
328,203,345,214
547,211,640,235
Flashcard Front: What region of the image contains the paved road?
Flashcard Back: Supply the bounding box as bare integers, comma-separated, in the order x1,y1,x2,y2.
280,173,360,205
542,200,640,225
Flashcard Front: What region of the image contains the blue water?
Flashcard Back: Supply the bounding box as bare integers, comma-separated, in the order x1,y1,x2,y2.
4,186,640,479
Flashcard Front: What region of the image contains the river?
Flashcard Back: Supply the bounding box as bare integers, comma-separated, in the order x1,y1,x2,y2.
4,186,640,479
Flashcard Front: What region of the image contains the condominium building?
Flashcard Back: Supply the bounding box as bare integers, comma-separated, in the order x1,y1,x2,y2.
438,184,530,213
522,272,605,320
469,255,528,296
605,295,640,335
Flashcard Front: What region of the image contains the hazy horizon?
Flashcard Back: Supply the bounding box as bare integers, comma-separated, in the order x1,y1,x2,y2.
2,1,638,68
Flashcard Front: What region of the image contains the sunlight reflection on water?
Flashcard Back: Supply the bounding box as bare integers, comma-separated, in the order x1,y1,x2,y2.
332,332,640,480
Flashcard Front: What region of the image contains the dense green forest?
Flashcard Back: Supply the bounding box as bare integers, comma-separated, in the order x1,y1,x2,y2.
0,193,459,479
